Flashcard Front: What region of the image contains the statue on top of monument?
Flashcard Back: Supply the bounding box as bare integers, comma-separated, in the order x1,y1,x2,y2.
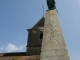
47,0,56,10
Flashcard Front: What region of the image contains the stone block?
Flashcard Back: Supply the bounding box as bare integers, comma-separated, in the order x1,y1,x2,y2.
41,48,68,58
41,55,70,60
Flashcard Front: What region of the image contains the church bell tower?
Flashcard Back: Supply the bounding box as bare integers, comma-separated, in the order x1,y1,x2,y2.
26,17,45,55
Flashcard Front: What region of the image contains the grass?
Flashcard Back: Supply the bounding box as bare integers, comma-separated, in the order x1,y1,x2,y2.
12,56,22,60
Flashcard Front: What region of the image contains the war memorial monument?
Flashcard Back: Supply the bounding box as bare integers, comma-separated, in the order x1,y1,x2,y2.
0,0,70,60
40,0,70,60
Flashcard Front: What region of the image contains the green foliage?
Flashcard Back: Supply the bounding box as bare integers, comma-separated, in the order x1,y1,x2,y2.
11,56,22,60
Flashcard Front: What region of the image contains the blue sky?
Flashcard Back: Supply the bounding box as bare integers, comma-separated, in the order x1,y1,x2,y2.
0,0,80,60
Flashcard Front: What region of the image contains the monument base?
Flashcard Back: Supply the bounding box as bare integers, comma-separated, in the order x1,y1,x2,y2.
40,9,70,60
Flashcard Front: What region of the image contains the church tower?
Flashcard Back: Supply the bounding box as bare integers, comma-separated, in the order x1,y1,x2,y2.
26,17,45,55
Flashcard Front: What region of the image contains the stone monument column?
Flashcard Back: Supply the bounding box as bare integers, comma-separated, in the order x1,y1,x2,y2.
40,9,70,60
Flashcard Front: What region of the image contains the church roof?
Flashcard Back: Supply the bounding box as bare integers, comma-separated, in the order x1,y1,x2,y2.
32,17,45,29
0,52,40,60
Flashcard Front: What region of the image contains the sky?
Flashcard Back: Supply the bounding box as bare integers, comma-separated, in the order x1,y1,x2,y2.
0,0,80,60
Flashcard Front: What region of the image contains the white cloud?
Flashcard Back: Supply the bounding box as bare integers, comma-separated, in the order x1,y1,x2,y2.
0,45,4,50
0,44,25,52
6,43,25,52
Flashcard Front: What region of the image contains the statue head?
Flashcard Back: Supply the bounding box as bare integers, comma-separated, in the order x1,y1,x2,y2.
47,0,56,10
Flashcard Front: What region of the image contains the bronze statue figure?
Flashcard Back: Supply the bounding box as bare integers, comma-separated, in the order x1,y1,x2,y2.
47,0,56,10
